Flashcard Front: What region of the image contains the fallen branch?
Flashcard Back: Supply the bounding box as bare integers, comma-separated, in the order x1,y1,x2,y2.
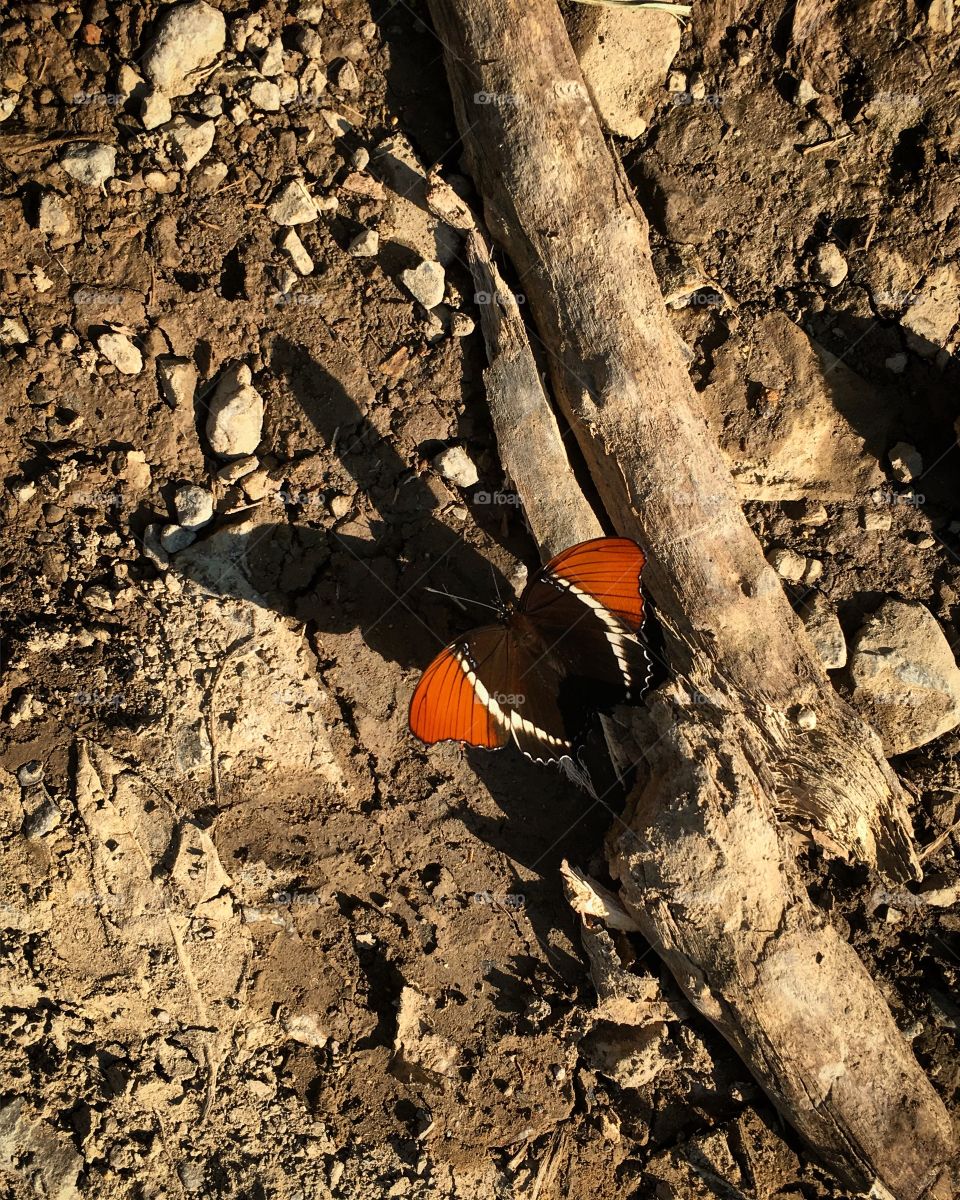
426,1,958,1195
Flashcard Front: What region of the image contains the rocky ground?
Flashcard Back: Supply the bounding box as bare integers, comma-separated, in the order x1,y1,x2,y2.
0,0,958,1197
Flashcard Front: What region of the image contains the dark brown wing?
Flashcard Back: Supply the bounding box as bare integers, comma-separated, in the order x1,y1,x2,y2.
519,536,651,702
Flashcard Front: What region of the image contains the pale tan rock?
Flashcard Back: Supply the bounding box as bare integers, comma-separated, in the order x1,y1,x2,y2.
849,600,960,755
570,7,681,139
699,312,888,501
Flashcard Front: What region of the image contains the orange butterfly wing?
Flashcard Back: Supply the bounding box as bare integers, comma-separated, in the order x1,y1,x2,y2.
408,633,511,749
531,536,646,629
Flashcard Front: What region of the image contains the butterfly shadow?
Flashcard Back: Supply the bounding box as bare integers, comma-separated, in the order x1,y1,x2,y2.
170,338,621,978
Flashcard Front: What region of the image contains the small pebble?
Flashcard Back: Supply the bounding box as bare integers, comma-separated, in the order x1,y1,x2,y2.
142,524,170,570
335,60,359,91
433,446,479,489
401,260,445,309
861,508,892,531
160,523,196,553
812,243,848,288
217,455,259,483
766,546,806,582
885,353,908,374
97,331,143,375
140,91,172,130
60,142,116,188
279,228,314,275
157,356,197,408
0,316,29,345
268,179,318,225
249,79,281,111
166,116,216,170
36,191,75,236
174,484,214,529
796,706,817,730
888,441,922,483
348,229,379,257
801,557,823,584
206,364,265,456
351,146,370,171
449,312,475,338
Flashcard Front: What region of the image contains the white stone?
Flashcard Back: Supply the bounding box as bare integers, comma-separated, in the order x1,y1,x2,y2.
140,90,172,130
433,446,479,489
116,64,144,98
570,10,680,138
888,441,922,483
901,264,960,356
258,36,284,77
142,0,226,98
60,142,116,188
279,228,314,275
348,229,379,257
160,523,197,553
449,312,475,338
36,191,75,235
401,260,445,309
97,332,143,375
335,60,359,91
174,484,214,529
801,594,847,669
812,243,848,288
0,317,28,345
206,364,265,457
249,79,281,111
166,116,216,171
766,546,806,581
267,179,318,225
849,600,960,755
297,28,323,60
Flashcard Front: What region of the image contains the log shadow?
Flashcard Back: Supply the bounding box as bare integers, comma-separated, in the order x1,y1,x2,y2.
171,337,632,983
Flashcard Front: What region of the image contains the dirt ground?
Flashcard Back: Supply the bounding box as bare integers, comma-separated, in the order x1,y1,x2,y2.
0,0,958,1197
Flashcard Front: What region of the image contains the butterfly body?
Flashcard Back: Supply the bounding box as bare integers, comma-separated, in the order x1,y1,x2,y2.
409,537,650,763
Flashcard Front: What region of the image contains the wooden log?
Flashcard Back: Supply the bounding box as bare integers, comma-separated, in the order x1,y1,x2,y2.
425,2,959,1195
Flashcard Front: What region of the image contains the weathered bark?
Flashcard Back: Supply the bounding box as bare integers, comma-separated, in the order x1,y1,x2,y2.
425,1,959,1195
465,230,603,559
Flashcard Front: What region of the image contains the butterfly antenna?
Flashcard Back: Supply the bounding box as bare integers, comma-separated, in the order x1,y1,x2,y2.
489,564,505,610
423,586,500,615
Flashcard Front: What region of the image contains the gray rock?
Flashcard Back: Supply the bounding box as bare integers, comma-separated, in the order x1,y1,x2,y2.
174,484,214,529
267,179,318,225
766,546,806,582
401,260,445,309
166,116,216,170
60,142,116,188
348,229,379,257
97,332,143,375
36,191,76,235
206,364,264,456
812,243,849,288
142,0,226,98
142,524,170,570
433,446,479,489
140,90,172,130
157,356,197,408
849,599,960,755
16,761,43,787
801,594,847,669
160,523,197,553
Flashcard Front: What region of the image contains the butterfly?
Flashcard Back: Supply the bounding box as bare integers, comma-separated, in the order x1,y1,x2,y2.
408,537,650,763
